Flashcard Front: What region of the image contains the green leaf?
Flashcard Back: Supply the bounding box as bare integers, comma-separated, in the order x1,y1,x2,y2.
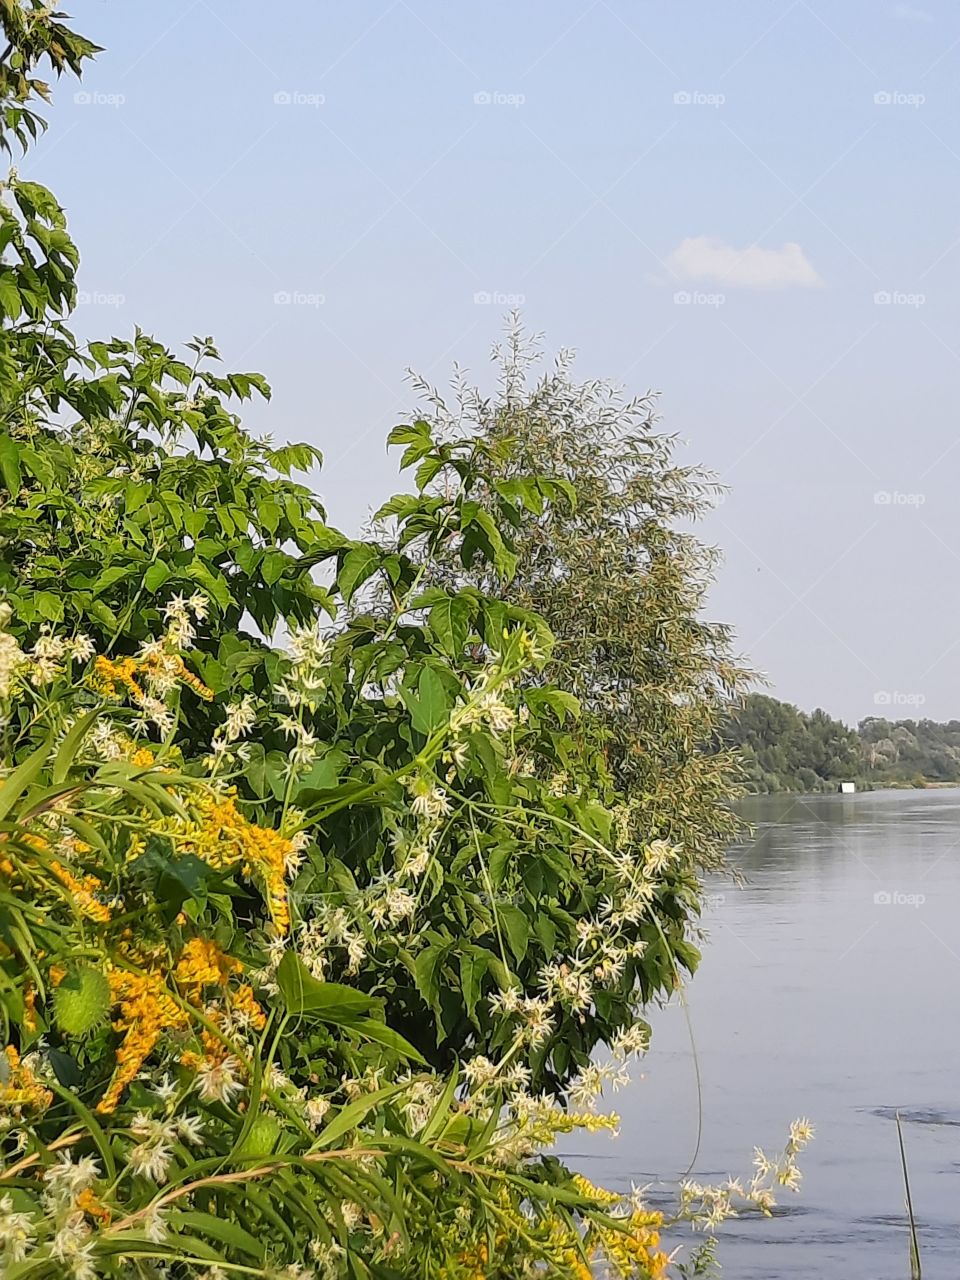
0,435,21,494
143,561,172,592
459,947,487,1020
337,545,380,603
413,944,446,1016
175,1213,266,1263
401,666,452,735
498,904,530,963
348,1017,426,1064
428,594,473,656
276,952,379,1024
0,735,54,823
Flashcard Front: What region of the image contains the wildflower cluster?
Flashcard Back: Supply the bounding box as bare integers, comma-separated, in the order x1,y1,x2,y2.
680,1118,816,1227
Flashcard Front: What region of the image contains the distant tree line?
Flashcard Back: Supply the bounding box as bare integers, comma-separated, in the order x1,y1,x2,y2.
722,693,960,793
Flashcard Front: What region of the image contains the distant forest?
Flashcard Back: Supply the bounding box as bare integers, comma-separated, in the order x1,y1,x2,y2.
722,694,960,793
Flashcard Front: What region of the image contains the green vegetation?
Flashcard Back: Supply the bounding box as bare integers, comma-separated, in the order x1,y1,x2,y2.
724,693,960,793
0,7,811,1278
414,325,750,877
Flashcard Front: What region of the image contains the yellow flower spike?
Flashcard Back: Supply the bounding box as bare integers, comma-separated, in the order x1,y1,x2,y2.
1,1045,52,1111
159,790,295,935
96,968,191,1115
49,860,112,923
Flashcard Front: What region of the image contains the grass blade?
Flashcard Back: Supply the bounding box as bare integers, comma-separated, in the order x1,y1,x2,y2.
896,1110,922,1279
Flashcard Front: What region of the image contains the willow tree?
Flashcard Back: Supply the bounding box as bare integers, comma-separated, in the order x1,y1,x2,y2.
408,321,749,878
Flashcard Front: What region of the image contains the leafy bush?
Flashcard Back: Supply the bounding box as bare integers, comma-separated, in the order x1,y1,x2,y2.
0,8,812,1277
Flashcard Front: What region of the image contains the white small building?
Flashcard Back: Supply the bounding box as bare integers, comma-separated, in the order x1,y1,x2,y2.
838,781,856,794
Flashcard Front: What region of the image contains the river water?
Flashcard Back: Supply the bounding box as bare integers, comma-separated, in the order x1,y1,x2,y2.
562,788,960,1278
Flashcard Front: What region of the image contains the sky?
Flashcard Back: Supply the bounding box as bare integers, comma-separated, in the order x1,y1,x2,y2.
31,0,960,723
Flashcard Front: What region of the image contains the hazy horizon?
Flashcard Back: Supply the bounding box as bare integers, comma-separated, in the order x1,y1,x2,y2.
34,0,960,723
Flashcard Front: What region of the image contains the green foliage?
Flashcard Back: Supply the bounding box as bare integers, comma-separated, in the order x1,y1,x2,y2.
723,694,862,793
0,8,793,1277
0,171,705,1100
725,694,960,792
400,322,749,878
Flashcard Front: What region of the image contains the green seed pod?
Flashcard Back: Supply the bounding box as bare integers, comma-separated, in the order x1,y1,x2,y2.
52,966,111,1038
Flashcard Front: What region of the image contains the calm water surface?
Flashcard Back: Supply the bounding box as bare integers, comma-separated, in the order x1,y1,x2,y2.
563,788,960,1277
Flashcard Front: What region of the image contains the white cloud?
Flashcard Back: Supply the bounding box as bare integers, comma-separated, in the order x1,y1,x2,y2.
668,235,823,290
889,4,934,21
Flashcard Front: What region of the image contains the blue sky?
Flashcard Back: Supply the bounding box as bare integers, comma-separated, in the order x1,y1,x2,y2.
33,0,960,721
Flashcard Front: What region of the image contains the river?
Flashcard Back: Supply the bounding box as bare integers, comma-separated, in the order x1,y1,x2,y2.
562,788,960,1278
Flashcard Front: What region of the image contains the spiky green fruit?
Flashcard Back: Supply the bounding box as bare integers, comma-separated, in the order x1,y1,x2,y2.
52,966,111,1038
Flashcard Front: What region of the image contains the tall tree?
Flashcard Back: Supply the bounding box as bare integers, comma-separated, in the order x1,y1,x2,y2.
408,321,750,877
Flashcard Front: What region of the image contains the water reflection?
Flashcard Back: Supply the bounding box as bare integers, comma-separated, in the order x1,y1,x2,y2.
563,788,960,1279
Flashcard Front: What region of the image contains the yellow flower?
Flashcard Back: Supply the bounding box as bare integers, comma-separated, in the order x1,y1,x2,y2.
171,790,295,935
1,1045,52,1111
97,967,190,1115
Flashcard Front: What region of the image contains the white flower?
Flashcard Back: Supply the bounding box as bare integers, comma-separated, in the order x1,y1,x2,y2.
44,1153,101,1198
406,776,451,821
128,1140,174,1184
304,1097,331,1129
222,694,257,742
50,1216,93,1275
187,591,209,620
152,1074,178,1103
345,933,366,973
143,1204,169,1243
385,886,416,924
0,1192,36,1262
0,631,25,695
340,1201,363,1230
290,728,319,768
163,594,189,620
462,1055,498,1089
789,1117,815,1148
70,634,96,662
176,1113,205,1145
644,839,679,875
195,1055,244,1105
139,696,174,735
